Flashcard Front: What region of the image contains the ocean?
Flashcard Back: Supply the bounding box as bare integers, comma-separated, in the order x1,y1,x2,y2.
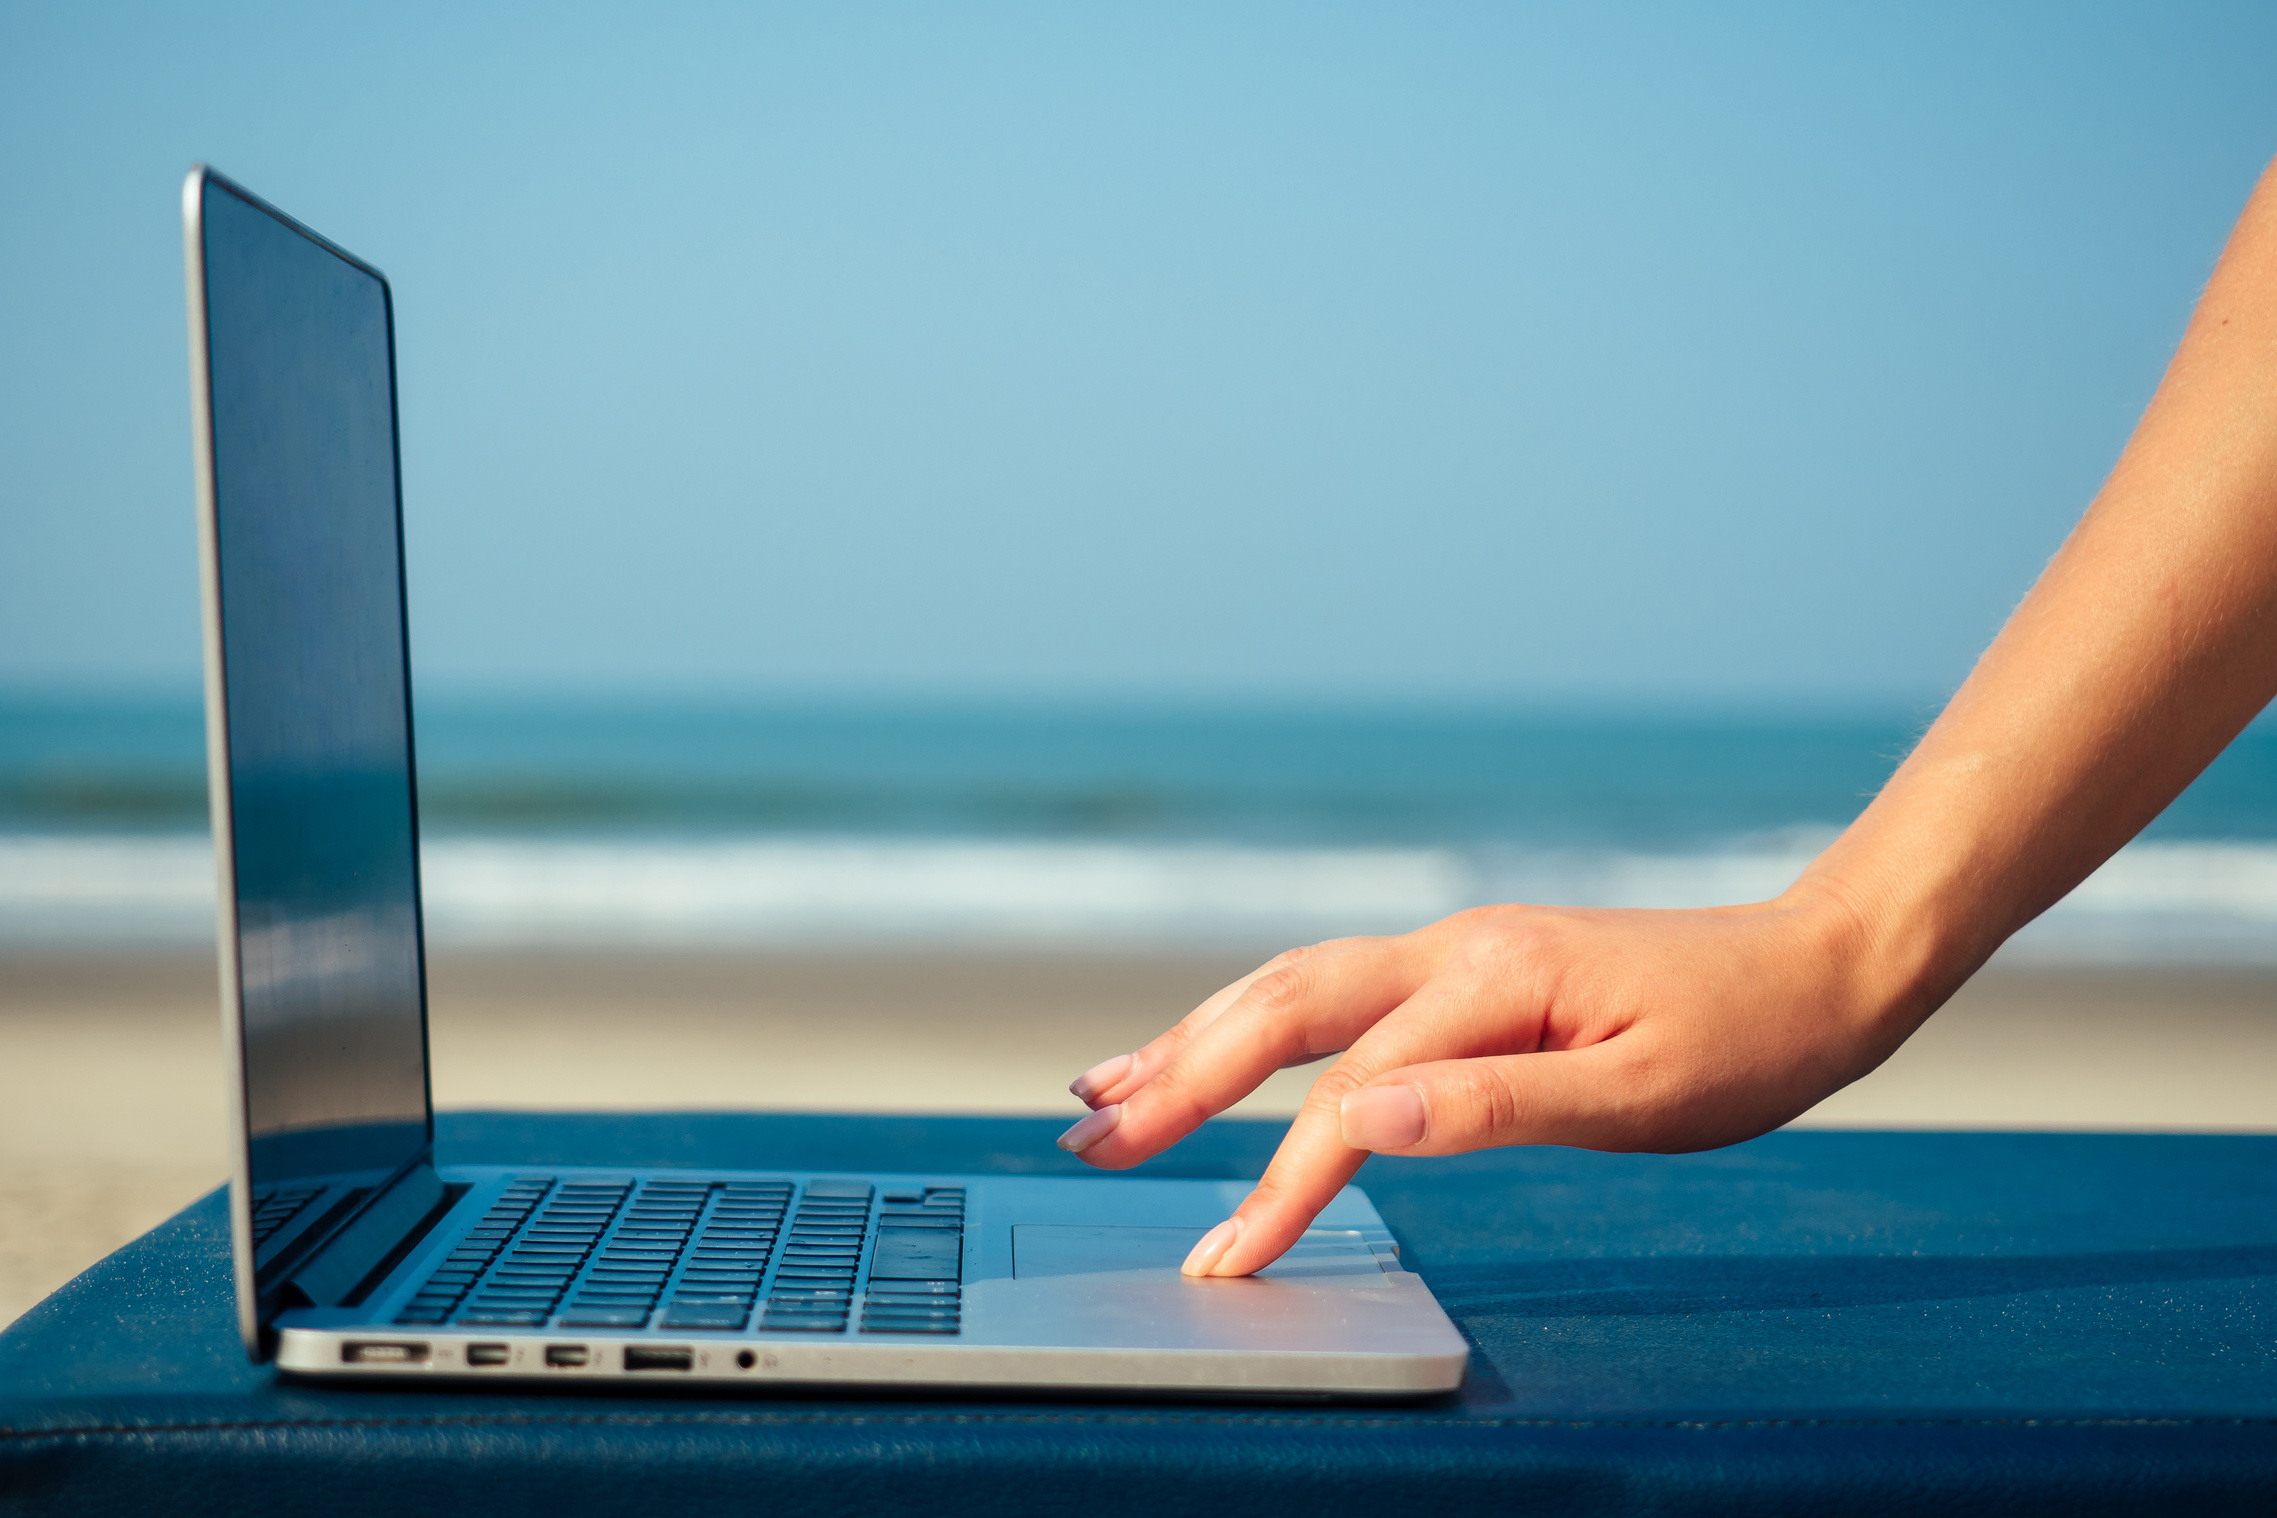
3,693,2273,960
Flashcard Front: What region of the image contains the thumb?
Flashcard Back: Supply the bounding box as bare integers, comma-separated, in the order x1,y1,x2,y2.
1338,1050,1630,1156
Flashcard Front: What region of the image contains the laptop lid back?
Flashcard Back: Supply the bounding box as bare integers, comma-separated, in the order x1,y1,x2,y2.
183,167,434,1355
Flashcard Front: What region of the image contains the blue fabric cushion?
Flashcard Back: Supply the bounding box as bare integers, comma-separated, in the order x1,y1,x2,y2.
3,1115,2274,1515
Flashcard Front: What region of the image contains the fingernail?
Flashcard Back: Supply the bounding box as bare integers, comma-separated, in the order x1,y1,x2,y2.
1181,1216,1243,1277
1069,1053,1133,1104
1056,1102,1123,1155
1341,1085,1427,1151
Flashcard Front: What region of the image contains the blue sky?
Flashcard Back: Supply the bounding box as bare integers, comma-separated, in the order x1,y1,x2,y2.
4,2,2274,703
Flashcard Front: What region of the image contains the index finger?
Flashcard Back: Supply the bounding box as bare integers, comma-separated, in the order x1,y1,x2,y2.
1067,947,1311,1110
1066,936,1428,1170
1182,949,1547,1276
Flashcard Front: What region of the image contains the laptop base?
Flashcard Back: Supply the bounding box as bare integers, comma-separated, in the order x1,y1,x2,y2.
272,1166,1468,1398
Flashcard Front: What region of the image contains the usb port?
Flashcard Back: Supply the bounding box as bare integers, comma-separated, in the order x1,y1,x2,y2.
544,1345,589,1368
343,1341,429,1365
466,1343,511,1366
623,1345,693,1373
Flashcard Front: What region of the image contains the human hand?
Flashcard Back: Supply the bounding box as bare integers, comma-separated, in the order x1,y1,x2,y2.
1056,153,2277,1277
1056,890,1936,1277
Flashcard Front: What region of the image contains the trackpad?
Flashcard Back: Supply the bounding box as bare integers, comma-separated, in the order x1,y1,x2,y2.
1013,1226,1390,1287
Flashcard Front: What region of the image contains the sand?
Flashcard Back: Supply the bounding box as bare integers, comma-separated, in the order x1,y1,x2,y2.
5,948,2275,1328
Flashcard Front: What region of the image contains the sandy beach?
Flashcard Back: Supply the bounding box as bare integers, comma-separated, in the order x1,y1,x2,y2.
5,948,2275,1328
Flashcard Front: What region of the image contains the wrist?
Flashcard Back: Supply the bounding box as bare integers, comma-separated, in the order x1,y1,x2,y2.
1776,840,1994,1053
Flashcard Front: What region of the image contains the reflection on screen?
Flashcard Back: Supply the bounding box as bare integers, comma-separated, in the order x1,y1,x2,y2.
202,180,430,1194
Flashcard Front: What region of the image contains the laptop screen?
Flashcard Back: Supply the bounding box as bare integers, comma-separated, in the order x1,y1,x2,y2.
196,175,431,1195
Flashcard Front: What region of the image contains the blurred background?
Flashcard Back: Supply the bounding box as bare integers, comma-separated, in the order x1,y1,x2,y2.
6,1,2277,1324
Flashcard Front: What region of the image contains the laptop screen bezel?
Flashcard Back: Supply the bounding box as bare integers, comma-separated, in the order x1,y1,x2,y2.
183,164,437,1359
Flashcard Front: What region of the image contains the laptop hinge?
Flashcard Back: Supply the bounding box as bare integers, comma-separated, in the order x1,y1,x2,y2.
284,1164,449,1308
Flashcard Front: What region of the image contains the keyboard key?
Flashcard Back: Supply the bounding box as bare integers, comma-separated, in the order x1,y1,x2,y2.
860,1320,960,1334
870,1228,960,1281
802,1180,874,1199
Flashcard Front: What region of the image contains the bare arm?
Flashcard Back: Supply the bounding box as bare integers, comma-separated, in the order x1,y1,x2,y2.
1055,155,2277,1279
1823,152,2277,987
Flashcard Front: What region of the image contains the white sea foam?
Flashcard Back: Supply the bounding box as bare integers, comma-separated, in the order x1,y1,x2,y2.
421,837,1474,947
0,834,221,945
0,832,2271,961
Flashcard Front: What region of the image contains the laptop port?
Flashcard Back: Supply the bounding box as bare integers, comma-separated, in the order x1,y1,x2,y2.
342,1341,429,1365
623,1345,694,1373
466,1343,511,1366
544,1345,589,1368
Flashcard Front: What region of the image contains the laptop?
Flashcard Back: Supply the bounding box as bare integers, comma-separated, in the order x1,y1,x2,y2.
179,165,1468,1397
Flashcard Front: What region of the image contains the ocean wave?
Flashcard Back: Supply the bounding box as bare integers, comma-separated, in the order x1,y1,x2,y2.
0,833,2271,961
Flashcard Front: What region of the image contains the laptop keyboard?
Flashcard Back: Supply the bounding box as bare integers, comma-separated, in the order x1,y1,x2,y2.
249,1184,324,1247
755,1179,871,1330
392,1176,965,1336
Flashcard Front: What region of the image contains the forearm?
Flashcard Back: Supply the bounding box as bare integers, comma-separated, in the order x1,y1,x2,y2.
1798,155,2277,1024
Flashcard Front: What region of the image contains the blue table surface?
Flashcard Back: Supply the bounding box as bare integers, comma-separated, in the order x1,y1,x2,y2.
3,1112,2274,1516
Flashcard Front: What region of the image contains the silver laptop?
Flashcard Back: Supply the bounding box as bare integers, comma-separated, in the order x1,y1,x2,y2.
180,165,1467,1397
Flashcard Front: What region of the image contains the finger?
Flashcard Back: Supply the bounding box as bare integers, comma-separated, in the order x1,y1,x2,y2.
1065,937,1429,1170
1177,1060,1379,1277
1194,1046,1628,1278
1184,943,1555,1275
1067,951,1298,1109
1071,925,1460,1109
1338,1047,1637,1157
1179,1142,1367,1279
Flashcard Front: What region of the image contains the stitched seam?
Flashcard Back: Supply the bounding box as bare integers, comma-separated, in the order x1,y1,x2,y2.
4,1412,2274,1443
